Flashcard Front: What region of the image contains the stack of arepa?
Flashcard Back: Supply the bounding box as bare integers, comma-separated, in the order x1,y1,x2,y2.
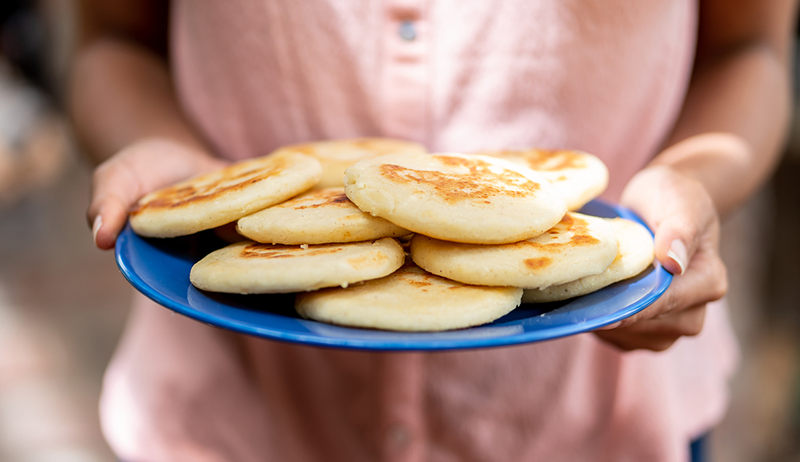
128,139,654,332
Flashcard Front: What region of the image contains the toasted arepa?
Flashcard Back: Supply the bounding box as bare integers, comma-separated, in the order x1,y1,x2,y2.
274,137,427,189
477,148,609,210
410,212,617,288
522,217,655,302
237,187,410,245
190,238,405,294
295,261,522,331
344,153,567,244
129,152,322,238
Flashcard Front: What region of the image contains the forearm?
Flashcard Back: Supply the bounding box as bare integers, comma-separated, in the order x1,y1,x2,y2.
652,42,793,218
68,22,226,249
68,37,211,165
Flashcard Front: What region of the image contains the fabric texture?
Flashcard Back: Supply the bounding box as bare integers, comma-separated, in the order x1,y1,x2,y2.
100,1,739,461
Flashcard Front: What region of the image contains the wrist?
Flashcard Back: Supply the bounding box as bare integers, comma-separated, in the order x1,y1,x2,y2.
649,133,758,216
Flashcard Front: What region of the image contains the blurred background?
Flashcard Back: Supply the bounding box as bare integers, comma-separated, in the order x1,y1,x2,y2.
0,1,798,461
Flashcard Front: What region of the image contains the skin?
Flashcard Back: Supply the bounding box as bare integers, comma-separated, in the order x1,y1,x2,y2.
69,0,798,352
596,0,798,350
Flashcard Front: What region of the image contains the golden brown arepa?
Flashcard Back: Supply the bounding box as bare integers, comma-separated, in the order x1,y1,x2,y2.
190,238,404,294
236,187,410,245
295,260,522,331
344,152,567,244
129,151,322,238
273,137,427,189
410,212,617,288
522,217,655,302
478,148,609,210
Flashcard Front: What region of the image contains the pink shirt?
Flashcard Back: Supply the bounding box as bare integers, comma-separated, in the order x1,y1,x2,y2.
101,1,738,461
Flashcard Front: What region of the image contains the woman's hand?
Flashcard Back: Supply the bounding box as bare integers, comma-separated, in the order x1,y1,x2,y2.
593,165,728,351
87,138,227,250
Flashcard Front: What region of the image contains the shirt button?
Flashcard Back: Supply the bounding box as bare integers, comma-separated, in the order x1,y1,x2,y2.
386,422,411,450
398,20,417,41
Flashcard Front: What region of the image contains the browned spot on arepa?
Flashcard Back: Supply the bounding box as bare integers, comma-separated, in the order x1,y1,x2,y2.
240,243,345,259
475,148,587,171
292,189,351,210
524,257,553,270
519,214,600,251
130,156,287,215
404,278,434,288
378,158,540,204
346,252,389,269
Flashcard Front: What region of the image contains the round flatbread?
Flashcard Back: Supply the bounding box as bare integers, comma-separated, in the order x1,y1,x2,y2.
129,152,322,238
190,238,405,294
345,152,567,244
295,261,522,331
477,148,609,210
522,217,655,302
274,138,427,189
236,187,411,244
410,212,618,288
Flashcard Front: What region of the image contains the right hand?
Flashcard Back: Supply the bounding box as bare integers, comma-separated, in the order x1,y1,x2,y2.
593,165,727,351
87,138,227,250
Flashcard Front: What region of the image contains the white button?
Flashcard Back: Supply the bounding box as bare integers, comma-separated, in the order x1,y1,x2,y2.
386,422,411,449
398,21,417,41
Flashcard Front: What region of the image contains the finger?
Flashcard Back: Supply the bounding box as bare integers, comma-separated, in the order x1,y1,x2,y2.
86,139,227,250
88,192,133,250
594,305,707,351
652,208,717,276
620,166,718,276
595,330,680,352
612,305,707,337
87,159,147,250
615,248,726,327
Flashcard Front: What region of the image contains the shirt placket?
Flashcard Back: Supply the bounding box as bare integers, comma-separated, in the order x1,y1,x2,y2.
379,0,429,145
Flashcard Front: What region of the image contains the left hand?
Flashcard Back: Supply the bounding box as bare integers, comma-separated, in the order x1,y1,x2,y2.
593,165,728,351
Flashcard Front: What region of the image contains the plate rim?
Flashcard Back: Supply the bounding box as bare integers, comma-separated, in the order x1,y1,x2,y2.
115,200,672,351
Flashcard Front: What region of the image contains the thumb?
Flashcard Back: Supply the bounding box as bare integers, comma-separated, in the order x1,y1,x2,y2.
620,165,717,276
649,181,718,277
652,217,696,276
87,160,146,250
89,194,132,251
86,139,227,250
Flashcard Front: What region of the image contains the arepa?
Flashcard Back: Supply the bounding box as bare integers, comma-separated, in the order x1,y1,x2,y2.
274,137,427,189
295,261,522,331
190,238,404,294
522,217,655,302
410,212,617,288
345,152,567,244
478,148,608,210
129,151,322,238
236,188,410,245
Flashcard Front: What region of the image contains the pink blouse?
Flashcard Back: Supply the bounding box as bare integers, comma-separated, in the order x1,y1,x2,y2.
100,1,739,461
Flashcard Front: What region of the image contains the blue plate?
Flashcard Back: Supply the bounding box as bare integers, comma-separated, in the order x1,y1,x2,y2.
115,200,671,351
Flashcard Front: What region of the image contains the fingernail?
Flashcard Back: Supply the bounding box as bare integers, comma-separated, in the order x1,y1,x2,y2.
667,239,687,275
92,215,103,246
598,321,622,330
